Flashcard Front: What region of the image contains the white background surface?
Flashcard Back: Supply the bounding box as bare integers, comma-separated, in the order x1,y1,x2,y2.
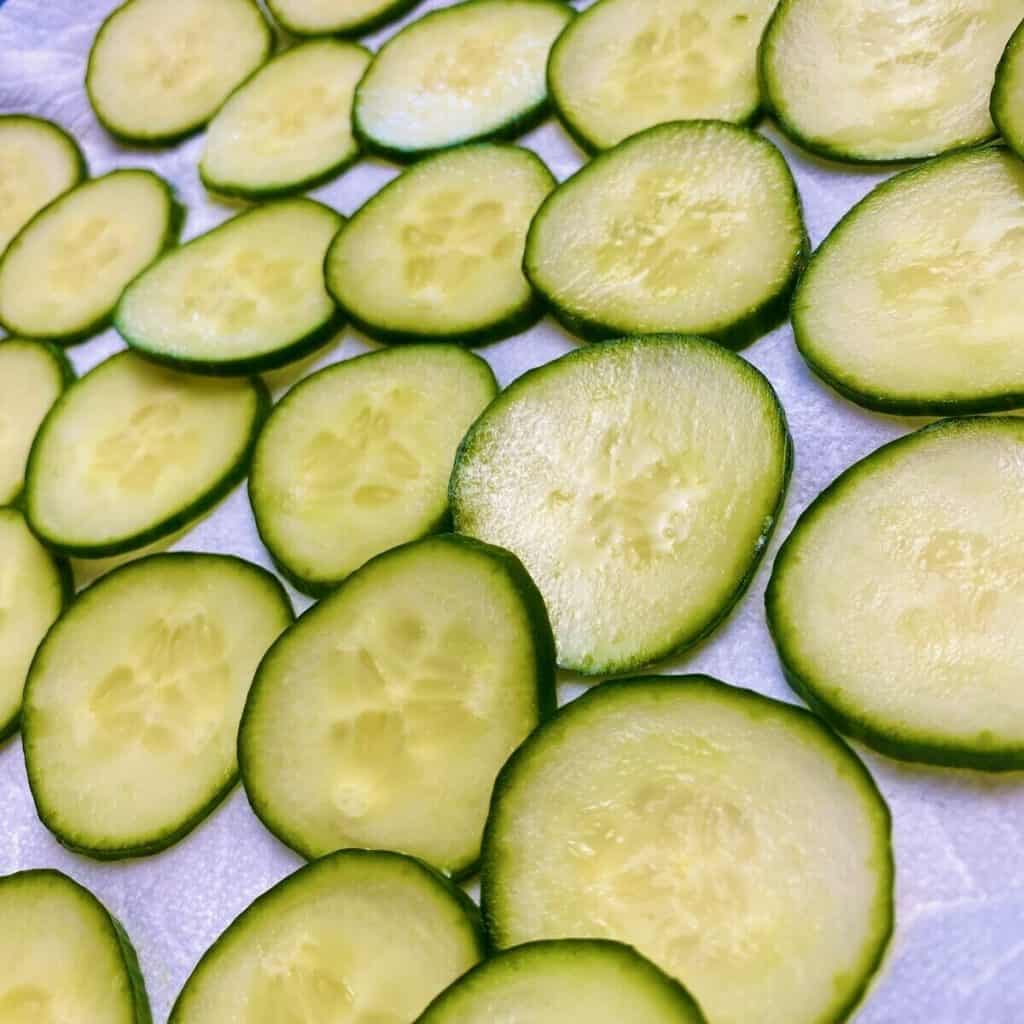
1,1,1023,1020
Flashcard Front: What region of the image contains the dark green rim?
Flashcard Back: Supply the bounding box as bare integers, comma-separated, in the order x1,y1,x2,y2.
992,18,1024,161
266,0,424,37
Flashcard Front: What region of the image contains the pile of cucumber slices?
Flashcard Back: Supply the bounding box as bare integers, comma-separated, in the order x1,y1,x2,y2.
4,0,1024,1019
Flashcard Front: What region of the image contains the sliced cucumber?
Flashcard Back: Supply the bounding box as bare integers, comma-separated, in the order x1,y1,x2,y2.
86,0,271,145
0,508,69,741
22,553,292,858
0,869,150,1023
0,170,179,344
761,0,1022,163
353,0,573,160
201,41,371,200
524,121,806,345
170,849,484,1024
326,145,553,345
115,200,342,375
482,676,893,1024
451,336,790,674
0,115,85,258
0,338,72,505
267,0,422,36
548,0,777,151
26,351,266,559
793,147,1024,414
416,940,707,1024
993,19,1024,160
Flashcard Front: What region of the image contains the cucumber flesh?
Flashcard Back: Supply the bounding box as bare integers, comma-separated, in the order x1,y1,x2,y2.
250,345,497,594
482,676,893,1024
325,145,553,344
267,0,421,36
170,850,484,1024
993,19,1024,160
451,336,790,674
524,121,805,345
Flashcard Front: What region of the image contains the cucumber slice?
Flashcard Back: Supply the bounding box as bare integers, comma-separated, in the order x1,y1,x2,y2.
0,338,72,505
240,534,555,876
0,509,69,742
22,553,292,858
0,170,180,344
115,200,342,375
767,417,1024,770
353,0,573,160
250,345,497,594
993,19,1024,160
201,41,371,200
0,869,151,1023
793,147,1024,414
86,0,272,146
482,676,893,1024
451,336,790,674
416,940,707,1024
26,351,266,559
523,121,806,346
761,0,1022,163
266,0,422,36
548,0,777,151
170,849,484,1024
325,145,553,345
0,115,85,258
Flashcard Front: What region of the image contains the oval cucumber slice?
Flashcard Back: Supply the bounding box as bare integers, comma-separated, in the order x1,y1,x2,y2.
267,0,422,36
23,553,292,858
993,19,1024,160
0,868,151,1023
353,0,573,159
524,121,806,346
451,336,790,674
793,147,1024,414
201,41,370,200
548,0,776,151
0,170,180,344
325,145,553,344
482,676,893,1024
86,0,272,145
170,849,484,1024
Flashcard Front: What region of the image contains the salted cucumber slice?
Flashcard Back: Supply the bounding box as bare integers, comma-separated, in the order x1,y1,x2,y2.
482,676,894,1024
993,19,1024,160
266,0,422,36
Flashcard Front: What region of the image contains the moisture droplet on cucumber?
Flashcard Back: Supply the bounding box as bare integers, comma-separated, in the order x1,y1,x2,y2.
991,17,1024,161
266,0,421,36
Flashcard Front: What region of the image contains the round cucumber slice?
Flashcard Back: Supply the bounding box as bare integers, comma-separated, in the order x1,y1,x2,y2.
169,849,484,1024
86,0,272,145
993,19,1024,161
482,676,894,1024
548,0,776,151
524,121,806,346
353,0,573,160
768,417,1024,771
0,869,151,1023
250,345,497,595
22,553,292,859
266,0,422,36
325,145,554,345
451,336,790,674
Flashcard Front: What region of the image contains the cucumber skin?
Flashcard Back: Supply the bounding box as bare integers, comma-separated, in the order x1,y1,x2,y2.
992,19,1024,162
266,0,424,38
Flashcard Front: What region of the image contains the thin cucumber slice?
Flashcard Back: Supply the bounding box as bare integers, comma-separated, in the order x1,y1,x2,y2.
241,534,556,876
0,115,85,257
201,41,371,200
793,147,1024,414
116,200,342,375
451,336,790,674
26,351,266,559
761,0,1022,163
267,0,422,36
0,869,151,1023
524,121,806,346
0,509,69,742
325,145,554,345
768,417,1024,771
416,940,707,1024
22,553,292,859
86,0,271,146
250,345,497,595
354,0,573,160
548,0,777,152
993,19,1024,159
0,170,180,344
169,849,484,1024
0,338,73,505
482,676,894,1024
